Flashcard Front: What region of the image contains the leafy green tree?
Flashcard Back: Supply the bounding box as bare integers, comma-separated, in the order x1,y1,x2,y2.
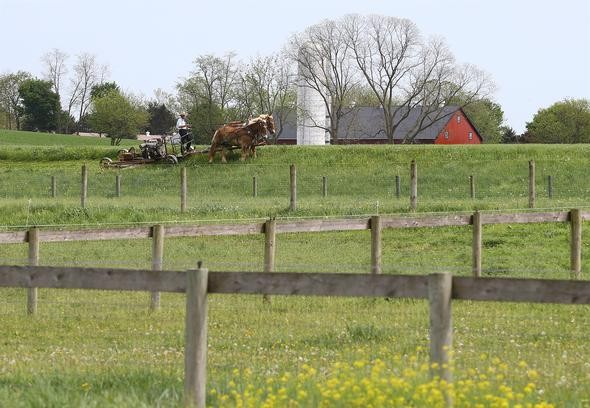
91,82,119,100
89,90,148,145
455,98,504,143
18,79,61,131
188,102,224,144
146,102,176,134
500,126,519,144
0,71,32,129
525,99,590,143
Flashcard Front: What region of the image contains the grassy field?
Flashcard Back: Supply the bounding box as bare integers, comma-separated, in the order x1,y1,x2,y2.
1,130,589,407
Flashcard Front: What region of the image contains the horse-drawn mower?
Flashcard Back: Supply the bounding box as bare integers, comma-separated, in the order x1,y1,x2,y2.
100,134,200,168
99,114,275,168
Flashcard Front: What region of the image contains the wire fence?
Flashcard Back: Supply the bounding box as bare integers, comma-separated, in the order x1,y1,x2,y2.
1,161,590,206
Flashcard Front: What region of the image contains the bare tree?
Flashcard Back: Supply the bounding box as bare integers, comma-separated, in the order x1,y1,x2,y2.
289,19,359,142
240,51,296,140
41,49,68,99
41,48,68,131
183,53,239,113
69,53,108,133
344,14,494,143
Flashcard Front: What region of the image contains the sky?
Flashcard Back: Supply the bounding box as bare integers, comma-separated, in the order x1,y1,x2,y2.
1,0,589,134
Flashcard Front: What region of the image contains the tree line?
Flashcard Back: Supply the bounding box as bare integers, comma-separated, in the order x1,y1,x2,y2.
1,14,588,144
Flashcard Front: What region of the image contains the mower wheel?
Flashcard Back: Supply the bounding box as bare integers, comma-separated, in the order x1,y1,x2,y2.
165,155,179,165
100,157,113,168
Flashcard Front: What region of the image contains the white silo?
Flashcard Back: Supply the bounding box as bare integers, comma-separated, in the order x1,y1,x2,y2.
296,51,328,145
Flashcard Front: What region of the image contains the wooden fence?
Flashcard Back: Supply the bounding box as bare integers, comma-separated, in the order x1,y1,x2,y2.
43,160,552,211
1,265,589,407
0,209,586,314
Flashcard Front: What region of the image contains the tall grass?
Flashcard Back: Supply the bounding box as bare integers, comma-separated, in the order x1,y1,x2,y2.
1,139,589,406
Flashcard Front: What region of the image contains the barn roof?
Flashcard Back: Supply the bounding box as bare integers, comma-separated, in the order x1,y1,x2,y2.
276,105,466,142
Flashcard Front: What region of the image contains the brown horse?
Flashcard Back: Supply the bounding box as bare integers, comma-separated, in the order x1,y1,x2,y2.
208,114,275,163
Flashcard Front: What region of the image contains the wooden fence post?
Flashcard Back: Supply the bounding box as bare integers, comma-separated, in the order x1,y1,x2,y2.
428,272,453,384
570,209,582,279
27,227,39,315
469,175,475,199
181,167,187,213
528,160,535,208
263,219,276,302
410,160,417,211
151,225,165,310
395,175,401,198
252,176,257,198
184,263,208,408
322,176,328,197
547,175,553,199
116,175,121,198
290,164,297,211
81,164,88,208
472,211,482,277
51,176,57,198
370,216,382,274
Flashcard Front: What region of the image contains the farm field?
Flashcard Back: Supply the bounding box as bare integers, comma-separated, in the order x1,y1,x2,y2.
0,130,589,407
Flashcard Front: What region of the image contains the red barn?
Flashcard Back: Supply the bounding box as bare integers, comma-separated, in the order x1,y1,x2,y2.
275,106,483,144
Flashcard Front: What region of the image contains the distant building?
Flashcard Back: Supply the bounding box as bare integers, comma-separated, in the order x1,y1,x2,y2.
276,106,482,145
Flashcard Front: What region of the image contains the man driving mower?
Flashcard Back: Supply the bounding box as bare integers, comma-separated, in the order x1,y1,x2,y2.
176,112,194,154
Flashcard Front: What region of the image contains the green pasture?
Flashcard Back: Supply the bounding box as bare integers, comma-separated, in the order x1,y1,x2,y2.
0,130,589,406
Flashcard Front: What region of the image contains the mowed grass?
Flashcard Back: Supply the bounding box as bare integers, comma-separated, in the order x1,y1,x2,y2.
1,130,590,406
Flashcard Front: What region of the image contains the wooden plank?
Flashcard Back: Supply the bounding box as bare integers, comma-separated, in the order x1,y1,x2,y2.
528,160,536,208
208,272,429,298
429,273,452,383
472,211,482,277
381,215,472,228
480,212,569,225
290,164,297,211
165,223,265,237
184,267,208,408
2,266,590,305
37,227,152,242
181,167,187,213
0,231,27,244
370,216,382,274
570,209,582,279
410,160,417,211
151,225,165,310
0,265,187,292
452,277,590,304
276,218,370,233
27,228,39,315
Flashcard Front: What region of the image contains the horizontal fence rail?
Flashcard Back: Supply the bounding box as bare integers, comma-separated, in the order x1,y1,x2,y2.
2,209,586,317
2,266,590,304
2,265,590,407
1,210,588,244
